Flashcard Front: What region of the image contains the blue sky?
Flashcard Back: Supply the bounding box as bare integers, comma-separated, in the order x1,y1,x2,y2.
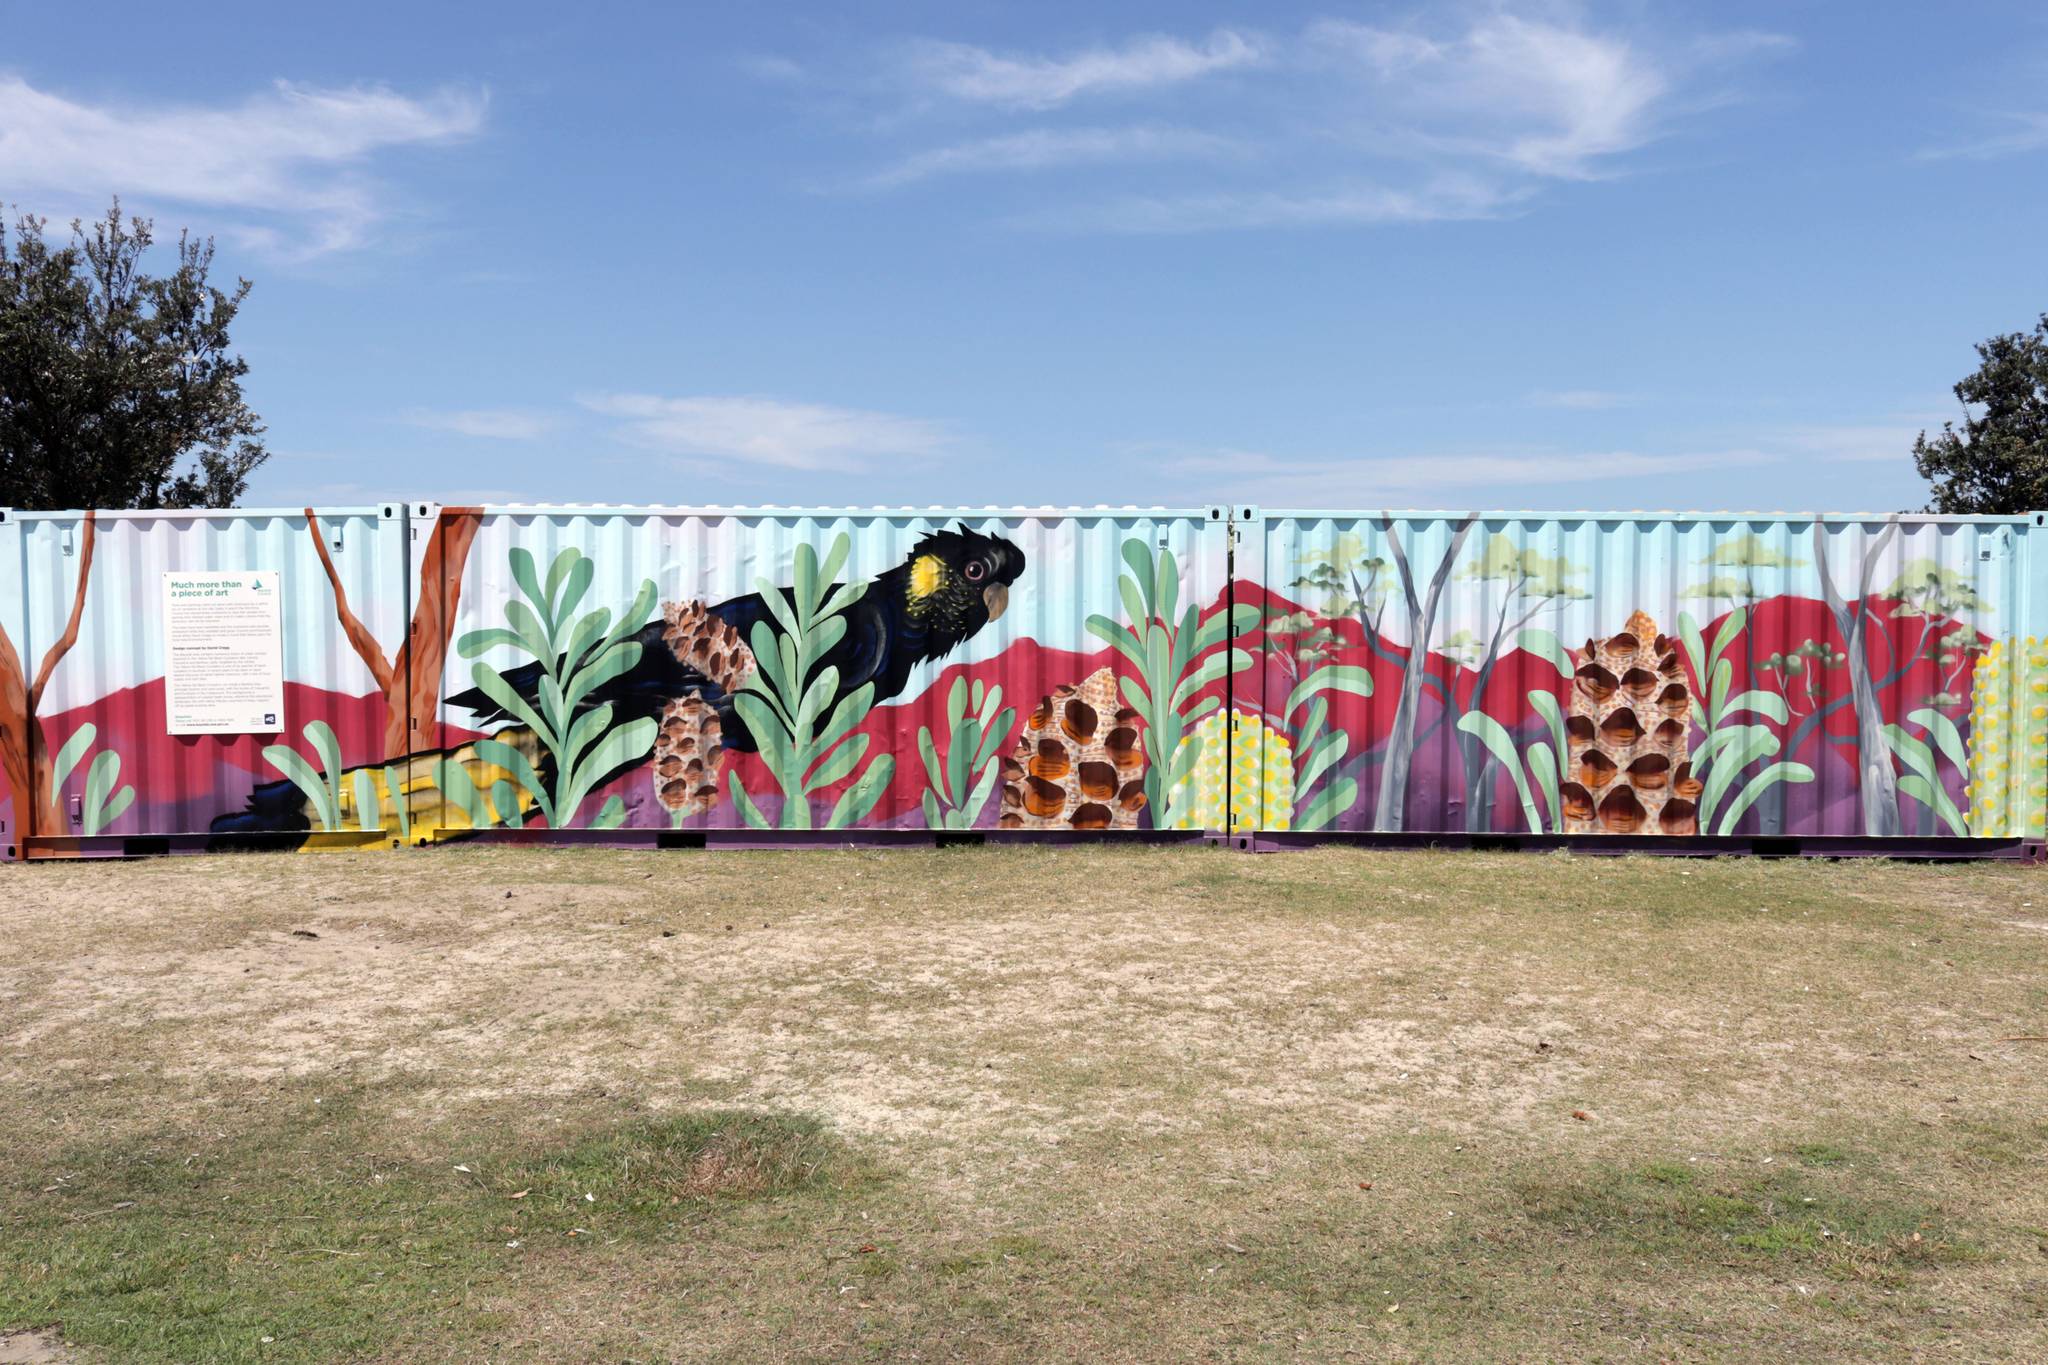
4,1,2045,513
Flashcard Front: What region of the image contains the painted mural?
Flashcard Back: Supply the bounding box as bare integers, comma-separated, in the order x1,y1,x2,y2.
1,505,2043,856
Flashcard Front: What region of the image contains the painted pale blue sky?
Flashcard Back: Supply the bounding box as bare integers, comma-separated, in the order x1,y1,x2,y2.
5,1,2045,513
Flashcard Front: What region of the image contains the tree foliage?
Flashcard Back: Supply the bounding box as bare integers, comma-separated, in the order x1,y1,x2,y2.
1,201,267,510
1913,314,2048,515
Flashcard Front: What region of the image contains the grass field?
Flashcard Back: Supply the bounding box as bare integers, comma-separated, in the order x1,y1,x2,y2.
2,846,2045,1362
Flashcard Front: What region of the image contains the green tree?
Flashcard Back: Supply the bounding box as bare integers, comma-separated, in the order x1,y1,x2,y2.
1912,314,2048,515
1,201,267,510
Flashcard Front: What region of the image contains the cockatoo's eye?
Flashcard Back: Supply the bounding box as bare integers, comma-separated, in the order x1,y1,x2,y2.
965,561,986,583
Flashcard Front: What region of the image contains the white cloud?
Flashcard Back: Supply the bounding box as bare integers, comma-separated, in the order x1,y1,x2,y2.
861,125,1239,188
401,408,557,441
1028,174,1521,232
0,75,484,257
580,393,954,473
1779,419,1942,463
1309,15,1671,179
1918,110,2048,161
792,11,1789,233
903,29,1263,109
1528,389,1633,410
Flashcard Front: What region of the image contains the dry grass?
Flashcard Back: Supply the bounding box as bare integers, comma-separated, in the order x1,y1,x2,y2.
2,845,2045,1361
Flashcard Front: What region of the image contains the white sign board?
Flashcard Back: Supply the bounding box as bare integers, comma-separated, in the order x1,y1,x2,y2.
163,572,285,735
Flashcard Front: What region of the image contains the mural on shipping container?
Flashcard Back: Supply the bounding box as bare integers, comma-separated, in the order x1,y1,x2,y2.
0,505,2042,856
1236,513,2046,841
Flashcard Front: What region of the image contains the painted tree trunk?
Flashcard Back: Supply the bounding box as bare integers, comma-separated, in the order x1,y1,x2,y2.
1373,514,1477,833
0,512,99,847
308,507,482,759
1814,519,1901,838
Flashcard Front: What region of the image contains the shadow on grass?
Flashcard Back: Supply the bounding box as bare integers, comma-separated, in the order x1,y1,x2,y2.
1514,1144,1980,1285
0,1087,882,1364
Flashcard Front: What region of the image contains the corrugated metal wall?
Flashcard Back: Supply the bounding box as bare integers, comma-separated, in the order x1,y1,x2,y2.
3,502,2042,854
2,506,410,852
1241,510,2048,841
419,507,1232,832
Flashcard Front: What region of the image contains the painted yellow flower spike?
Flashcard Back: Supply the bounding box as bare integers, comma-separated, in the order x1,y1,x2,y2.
1967,638,2048,836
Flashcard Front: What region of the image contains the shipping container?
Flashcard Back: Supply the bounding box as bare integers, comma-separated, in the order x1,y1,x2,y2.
407,506,1233,836
2,502,2043,856
1,505,412,857
1235,509,2048,847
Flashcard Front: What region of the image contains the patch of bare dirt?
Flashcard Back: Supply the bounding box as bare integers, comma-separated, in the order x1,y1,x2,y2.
0,1328,73,1363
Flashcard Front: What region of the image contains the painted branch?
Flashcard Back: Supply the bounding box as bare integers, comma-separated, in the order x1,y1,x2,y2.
1813,518,1901,837
390,509,482,758
1374,513,1478,832
2,511,98,841
29,511,97,711
305,510,396,695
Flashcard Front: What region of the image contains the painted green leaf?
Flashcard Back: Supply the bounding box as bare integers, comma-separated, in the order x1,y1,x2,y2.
51,723,96,791
1121,539,1158,614
82,750,122,836
353,769,383,832
917,727,945,796
817,532,852,599
1295,730,1347,799
589,795,628,830
561,716,658,824
1085,614,1147,668
1907,707,1968,775
961,762,1002,827
804,732,872,793
474,739,551,825
491,778,524,829
382,765,412,841
807,685,876,770
471,662,550,741
1169,651,1232,713
1527,692,1568,783
973,708,1015,772
1117,576,1147,639
547,553,595,633
563,639,644,714
1677,611,1707,686
93,785,134,835
1517,628,1574,679
826,755,895,829
264,744,338,831
1721,689,1789,723
1155,544,1180,633
502,599,555,671
507,547,545,619
1699,727,1778,828
922,788,944,831
432,757,492,829
1294,777,1358,833
1707,607,1748,675
1897,773,1966,836
728,769,771,829
1296,695,1328,755
1528,739,1560,833
1284,665,1373,720
455,626,530,660
945,717,980,807
1455,711,1541,833
1716,761,1814,836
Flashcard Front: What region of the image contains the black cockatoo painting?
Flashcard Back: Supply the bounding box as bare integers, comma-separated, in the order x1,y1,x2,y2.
445,523,1027,818
211,525,1025,837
